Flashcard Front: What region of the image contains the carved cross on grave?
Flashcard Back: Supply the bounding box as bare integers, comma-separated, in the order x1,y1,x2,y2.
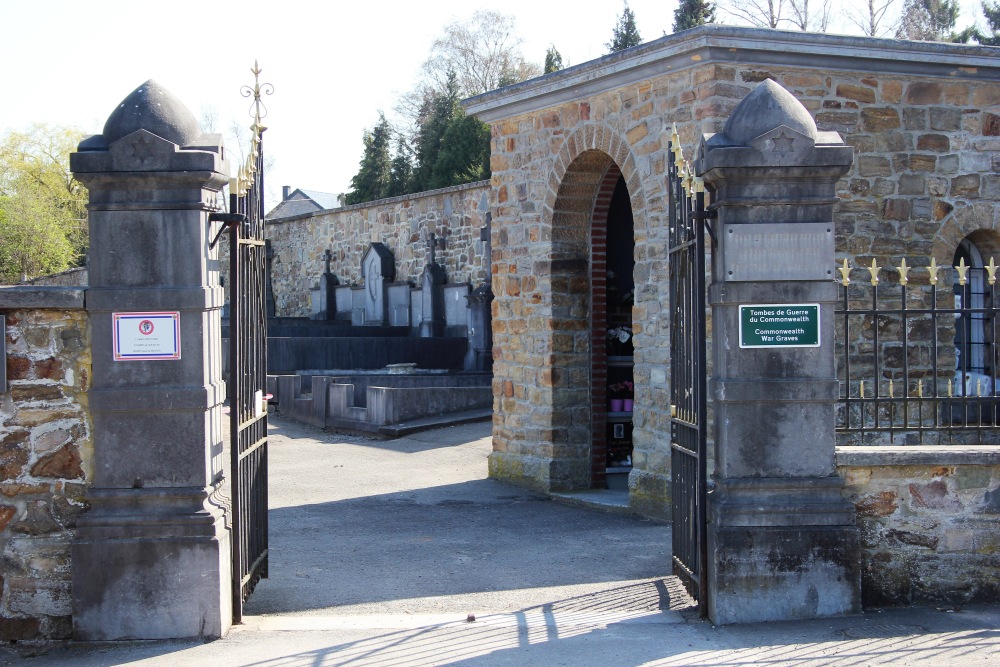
428,233,438,265
323,248,332,275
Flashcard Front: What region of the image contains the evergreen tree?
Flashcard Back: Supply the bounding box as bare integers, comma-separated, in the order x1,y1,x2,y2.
544,45,564,73
387,137,412,198
411,73,461,193
430,114,491,189
344,113,393,205
606,2,642,53
976,0,1000,44
673,0,716,32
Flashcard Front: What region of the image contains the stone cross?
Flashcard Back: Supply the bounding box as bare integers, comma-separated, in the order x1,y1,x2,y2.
427,232,440,265
324,248,332,275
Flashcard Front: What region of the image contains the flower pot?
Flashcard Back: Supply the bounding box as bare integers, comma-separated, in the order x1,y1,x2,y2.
610,399,624,412
623,398,633,412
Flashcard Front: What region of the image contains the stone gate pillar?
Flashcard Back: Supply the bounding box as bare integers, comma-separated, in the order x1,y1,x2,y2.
69,81,231,639
695,80,860,624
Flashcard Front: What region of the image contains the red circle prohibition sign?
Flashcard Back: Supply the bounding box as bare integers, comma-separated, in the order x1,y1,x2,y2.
138,319,155,335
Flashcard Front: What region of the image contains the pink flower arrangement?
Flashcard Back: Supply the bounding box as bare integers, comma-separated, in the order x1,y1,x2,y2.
609,380,634,398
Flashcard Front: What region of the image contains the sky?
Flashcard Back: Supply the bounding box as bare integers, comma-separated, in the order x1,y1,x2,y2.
0,0,986,209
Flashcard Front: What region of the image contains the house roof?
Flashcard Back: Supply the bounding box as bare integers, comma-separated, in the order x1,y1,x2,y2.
266,188,340,220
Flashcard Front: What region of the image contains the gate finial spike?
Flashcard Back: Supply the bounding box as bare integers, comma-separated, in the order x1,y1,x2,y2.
955,256,969,286
928,257,940,285
867,259,880,286
987,257,998,286
897,258,910,286
838,258,851,286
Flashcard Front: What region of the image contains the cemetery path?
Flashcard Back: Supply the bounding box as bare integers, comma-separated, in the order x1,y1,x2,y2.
14,416,1000,666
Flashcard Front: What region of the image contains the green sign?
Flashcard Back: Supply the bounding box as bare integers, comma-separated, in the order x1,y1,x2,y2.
739,304,820,348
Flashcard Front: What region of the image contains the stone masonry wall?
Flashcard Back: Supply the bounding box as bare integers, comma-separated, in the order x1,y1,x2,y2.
838,448,1000,606
266,181,491,317
0,300,91,640
476,35,999,509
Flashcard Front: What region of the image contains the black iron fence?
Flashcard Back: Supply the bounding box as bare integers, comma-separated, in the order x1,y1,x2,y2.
836,257,1000,445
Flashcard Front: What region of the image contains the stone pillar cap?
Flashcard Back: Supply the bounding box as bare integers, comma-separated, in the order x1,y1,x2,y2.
77,80,206,152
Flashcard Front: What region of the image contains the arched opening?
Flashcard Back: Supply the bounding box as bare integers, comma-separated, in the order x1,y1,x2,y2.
589,167,634,489
953,235,1000,394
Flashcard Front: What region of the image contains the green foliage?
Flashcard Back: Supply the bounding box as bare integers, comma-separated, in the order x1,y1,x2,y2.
430,114,491,189
344,113,393,205
0,124,87,283
673,0,716,32
896,0,970,41
607,2,642,53
411,73,462,193
386,138,413,198
544,45,564,74
975,1,1000,44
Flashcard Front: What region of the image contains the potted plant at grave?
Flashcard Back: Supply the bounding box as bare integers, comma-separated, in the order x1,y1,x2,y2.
609,380,634,413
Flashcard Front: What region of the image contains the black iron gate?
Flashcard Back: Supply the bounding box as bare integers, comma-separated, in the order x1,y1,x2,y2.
224,64,272,624
667,132,709,615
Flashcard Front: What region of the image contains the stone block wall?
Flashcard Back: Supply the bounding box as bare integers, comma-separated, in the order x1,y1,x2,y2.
0,290,91,640
265,181,491,317
838,447,1000,606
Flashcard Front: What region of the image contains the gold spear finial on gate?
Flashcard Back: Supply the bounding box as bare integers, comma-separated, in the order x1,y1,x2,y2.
955,256,970,286
987,257,998,285
838,258,851,286
243,60,274,123
928,257,940,285
897,258,910,286
867,259,880,286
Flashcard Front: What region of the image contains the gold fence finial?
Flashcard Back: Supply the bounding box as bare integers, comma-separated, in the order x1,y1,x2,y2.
956,256,969,286
867,258,880,286
897,258,910,286
928,257,940,285
859,381,865,399
889,379,894,398
988,257,998,286
917,380,923,398
838,258,851,286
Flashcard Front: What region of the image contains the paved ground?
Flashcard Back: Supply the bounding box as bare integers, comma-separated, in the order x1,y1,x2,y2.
6,417,1000,666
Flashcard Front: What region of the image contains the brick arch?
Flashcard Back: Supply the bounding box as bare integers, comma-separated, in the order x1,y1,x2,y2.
544,144,637,489
543,122,645,223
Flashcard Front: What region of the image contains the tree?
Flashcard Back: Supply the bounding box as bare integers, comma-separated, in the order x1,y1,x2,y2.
788,0,832,30
719,0,789,28
410,73,462,193
544,45,564,73
0,124,87,283
674,0,717,32
896,0,971,41
607,2,643,52
430,114,491,189
387,137,413,198
844,0,896,37
421,10,541,97
344,113,393,205
975,0,1000,44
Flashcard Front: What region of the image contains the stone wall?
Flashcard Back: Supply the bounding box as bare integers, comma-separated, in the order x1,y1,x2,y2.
0,288,91,639
466,26,1000,509
266,181,491,317
838,447,1000,606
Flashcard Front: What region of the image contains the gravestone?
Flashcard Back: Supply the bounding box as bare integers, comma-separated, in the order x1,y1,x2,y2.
419,232,446,337
361,242,394,325
311,248,338,320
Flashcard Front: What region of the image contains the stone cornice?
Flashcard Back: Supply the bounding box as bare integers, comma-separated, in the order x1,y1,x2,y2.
464,25,1000,123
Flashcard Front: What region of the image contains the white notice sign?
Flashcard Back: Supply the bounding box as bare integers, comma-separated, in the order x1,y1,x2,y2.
113,312,181,361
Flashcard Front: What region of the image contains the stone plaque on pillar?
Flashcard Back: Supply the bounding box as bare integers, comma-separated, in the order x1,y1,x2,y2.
696,80,859,625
